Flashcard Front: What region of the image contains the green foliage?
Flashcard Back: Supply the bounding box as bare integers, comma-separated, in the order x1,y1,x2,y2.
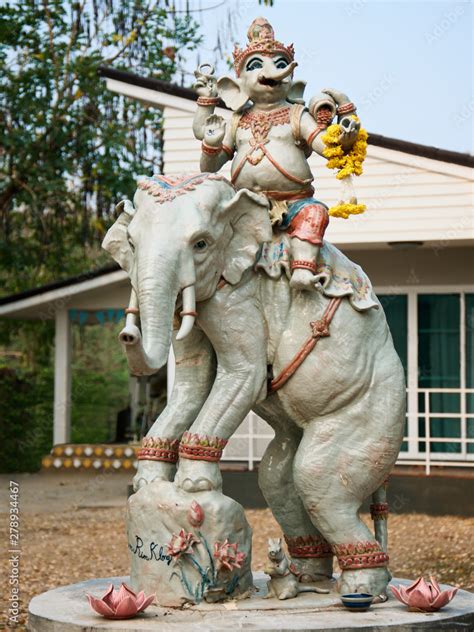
0,2,200,470
0,0,201,294
0,322,129,472
0,363,54,472
70,323,129,444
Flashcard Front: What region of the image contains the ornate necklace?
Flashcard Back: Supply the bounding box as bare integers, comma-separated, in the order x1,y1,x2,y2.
238,106,290,165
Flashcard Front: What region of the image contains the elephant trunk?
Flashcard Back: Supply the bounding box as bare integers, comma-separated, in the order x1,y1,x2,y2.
259,60,298,83
119,254,196,376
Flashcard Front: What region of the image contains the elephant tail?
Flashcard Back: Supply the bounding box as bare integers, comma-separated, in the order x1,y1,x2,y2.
370,479,389,553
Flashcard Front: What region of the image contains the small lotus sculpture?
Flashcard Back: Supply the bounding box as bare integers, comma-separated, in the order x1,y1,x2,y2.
390,576,458,612
87,583,154,619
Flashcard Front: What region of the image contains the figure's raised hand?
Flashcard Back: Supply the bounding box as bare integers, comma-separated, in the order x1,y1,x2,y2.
194,63,218,98
339,115,360,152
203,114,226,147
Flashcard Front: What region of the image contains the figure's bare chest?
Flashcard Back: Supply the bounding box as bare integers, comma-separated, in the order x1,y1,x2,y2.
235,107,294,148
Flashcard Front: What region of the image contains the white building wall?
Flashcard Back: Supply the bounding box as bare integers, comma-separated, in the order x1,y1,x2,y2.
162,105,474,247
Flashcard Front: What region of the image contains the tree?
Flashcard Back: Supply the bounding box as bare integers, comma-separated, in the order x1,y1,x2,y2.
0,0,201,294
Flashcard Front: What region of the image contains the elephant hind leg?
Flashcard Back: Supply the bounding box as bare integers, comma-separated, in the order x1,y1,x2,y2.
292,411,399,597
256,410,333,581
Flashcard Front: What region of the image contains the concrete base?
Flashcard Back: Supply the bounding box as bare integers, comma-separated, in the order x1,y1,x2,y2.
28,574,474,631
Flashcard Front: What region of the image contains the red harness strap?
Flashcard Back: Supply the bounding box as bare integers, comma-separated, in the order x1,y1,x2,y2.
269,297,342,393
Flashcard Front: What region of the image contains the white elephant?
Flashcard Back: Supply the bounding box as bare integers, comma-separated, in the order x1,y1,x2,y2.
103,172,405,598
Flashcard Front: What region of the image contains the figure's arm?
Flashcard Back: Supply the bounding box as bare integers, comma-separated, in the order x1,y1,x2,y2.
301,88,361,158
199,114,234,173
299,111,327,157
192,65,219,141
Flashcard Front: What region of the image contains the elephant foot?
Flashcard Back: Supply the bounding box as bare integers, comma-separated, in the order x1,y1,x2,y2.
289,268,317,291
133,461,176,492
337,566,392,599
174,458,223,493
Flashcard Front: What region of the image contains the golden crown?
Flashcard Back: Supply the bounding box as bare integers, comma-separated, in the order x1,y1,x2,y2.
232,17,295,76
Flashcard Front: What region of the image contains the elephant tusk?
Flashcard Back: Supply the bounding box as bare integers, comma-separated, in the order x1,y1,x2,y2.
124,288,139,328
176,285,196,341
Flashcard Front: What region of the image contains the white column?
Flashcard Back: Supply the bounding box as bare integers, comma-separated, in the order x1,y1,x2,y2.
53,308,72,445
406,290,418,458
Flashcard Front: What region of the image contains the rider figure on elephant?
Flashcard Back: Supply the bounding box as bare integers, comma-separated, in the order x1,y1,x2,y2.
192,17,361,290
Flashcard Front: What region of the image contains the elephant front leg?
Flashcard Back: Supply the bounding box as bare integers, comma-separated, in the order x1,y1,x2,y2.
175,290,268,493
133,326,216,491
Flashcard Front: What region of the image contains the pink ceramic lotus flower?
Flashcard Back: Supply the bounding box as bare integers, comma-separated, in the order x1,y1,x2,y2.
167,529,200,559
213,539,246,571
188,500,204,527
391,576,458,612
87,583,154,619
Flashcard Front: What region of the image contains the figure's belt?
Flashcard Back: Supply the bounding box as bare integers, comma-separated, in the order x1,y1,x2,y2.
179,431,228,462
262,187,314,202
137,437,180,463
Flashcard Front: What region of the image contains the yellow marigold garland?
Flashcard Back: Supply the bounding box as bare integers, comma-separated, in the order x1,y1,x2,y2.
322,116,368,219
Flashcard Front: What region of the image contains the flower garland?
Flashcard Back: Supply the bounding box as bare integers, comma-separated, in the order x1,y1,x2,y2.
322,116,368,219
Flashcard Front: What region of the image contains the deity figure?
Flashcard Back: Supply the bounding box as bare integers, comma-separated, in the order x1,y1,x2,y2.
192,17,361,290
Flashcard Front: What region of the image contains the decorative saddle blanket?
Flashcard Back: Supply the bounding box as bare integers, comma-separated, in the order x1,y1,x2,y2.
256,234,378,312
136,173,229,204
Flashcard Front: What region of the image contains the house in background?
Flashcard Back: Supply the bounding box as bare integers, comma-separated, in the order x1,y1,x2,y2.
1,67,473,476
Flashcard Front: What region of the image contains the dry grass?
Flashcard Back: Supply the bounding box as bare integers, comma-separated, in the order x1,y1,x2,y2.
1,506,473,629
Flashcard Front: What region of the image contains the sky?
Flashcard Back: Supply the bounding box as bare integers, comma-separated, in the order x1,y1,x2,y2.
180,0,473,154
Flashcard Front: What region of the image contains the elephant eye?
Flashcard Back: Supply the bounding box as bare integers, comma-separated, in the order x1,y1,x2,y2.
274,57,289,69
194,239,207,251
127,236,135,252
246,57,263,71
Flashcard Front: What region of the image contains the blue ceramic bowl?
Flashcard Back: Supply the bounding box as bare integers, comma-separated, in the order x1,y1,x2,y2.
340,593,374,612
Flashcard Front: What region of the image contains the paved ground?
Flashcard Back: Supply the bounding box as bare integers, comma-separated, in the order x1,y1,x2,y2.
1,471,473,630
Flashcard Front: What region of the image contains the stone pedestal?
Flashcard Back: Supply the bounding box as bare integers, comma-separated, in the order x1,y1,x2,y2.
28,575,474,631
127,480,253,606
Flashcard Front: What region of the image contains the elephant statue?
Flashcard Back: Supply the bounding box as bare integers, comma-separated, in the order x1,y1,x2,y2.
103,171,405,598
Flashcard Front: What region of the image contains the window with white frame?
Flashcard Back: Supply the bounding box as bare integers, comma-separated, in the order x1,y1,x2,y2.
379,290,474,462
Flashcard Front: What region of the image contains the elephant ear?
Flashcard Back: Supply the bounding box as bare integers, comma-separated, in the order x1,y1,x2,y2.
217,75,249,111
221,189,271,285
287,79,306,105
102,199,136,272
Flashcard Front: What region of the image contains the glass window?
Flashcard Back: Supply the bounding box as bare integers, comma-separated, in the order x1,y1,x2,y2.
418,294,460,454
466,294,474,454
379,294,408,450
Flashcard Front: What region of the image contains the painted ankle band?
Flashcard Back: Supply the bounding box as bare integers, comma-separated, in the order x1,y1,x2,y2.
137,437,180,463
333,541,389,570
290,260,317,273
370,502,389,520
284,534,333,559
179,431,228,462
